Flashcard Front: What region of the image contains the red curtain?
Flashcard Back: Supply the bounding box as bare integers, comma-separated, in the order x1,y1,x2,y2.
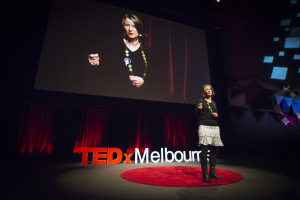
74,108,108,153
17,104,56,154
168,21,174,97
146,16,152,48
183,26,188,102
126,113,150,153
168,23,189,102
165,113,188,149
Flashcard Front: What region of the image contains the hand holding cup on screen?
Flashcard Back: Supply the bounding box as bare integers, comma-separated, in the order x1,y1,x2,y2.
129,75,144,88
88,53,100,66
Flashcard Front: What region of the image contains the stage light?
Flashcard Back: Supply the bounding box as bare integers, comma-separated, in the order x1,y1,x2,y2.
283,85,289,90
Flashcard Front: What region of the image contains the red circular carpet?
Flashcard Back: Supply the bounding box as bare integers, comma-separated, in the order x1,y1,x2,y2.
121,166,243,187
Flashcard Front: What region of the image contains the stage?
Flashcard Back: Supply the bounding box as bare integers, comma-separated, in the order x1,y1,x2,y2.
3,156,299,200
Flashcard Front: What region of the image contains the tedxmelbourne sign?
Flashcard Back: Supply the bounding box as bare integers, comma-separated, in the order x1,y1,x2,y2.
77,147,202,165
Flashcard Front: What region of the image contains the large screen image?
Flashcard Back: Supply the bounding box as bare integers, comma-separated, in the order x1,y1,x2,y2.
34,0,211,104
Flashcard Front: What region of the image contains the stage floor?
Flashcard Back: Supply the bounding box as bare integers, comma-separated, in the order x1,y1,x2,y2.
2,156,300,200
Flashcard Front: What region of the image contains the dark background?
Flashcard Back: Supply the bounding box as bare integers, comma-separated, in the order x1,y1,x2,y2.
2,0,299,161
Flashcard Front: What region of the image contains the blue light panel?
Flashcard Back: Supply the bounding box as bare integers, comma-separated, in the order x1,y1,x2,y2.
294,55,300,60
274,37,279,42
263,56,274,63
280,19,291,26
284,37,300,48
279,51,285,56
270,66,288,80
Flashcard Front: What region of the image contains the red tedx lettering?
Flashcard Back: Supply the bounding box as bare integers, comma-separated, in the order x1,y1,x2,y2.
78,147,133,165
123,153,133,164
78,147,93,165
93,148,107,165
107,148,123,164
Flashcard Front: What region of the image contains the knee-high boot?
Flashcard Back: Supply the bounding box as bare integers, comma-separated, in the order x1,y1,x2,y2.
200,146,212,183
209,147,222,180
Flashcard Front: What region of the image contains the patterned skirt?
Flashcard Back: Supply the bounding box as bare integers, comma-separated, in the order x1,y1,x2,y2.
198,125,224,147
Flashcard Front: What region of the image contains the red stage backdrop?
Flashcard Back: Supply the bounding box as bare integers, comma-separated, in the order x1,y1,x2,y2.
74,108,109,153
17,104,191,155
165,113,188,149
126,113,150,154
17,104,56,154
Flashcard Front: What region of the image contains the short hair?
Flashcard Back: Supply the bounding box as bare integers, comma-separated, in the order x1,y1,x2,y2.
202,84,216,98
122,14,143,35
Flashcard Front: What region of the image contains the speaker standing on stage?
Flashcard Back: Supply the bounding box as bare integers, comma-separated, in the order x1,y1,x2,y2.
196,84,224,183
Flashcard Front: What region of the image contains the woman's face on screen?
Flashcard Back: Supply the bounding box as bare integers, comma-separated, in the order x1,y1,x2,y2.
204,85,213,96
123,18,139,39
